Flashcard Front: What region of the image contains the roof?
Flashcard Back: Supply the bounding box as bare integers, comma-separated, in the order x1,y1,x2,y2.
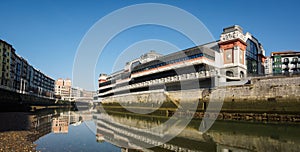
271,51,300,56
0,39,13,47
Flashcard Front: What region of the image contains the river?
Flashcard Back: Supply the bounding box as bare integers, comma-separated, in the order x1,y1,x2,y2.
0,106,299,152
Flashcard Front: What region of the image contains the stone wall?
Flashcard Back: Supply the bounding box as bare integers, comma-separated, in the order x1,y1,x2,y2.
222,76,300,102
101,76,300,115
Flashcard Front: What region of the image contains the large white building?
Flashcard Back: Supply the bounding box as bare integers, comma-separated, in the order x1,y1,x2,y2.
98,25,266,99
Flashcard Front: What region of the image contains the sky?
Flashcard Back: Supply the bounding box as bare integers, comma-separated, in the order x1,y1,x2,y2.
1,0,300,90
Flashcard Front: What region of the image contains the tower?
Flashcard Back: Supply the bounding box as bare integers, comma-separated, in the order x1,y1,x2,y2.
218,25,247,80
98,74,108,84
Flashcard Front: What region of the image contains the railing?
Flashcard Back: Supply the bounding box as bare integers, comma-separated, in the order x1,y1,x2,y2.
98,71,211,96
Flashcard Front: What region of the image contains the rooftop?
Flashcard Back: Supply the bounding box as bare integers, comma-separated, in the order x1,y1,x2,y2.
271,51,300,56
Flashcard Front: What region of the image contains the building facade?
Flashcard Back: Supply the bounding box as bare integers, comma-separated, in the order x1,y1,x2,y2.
218,25,266,78
55,78,72,99
97,25,267,100
271,51,300,74
264,57,273,75
0,40,13,88
0,39,55,98
71,87,83,98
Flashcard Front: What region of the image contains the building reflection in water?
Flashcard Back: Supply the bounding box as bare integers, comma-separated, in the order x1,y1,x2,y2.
0,108,94,141
51,110,93,134
1,108,299,151
93,111,300,152
52,114,69,133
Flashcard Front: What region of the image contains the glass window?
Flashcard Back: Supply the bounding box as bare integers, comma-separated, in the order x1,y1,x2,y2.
239,50,244,64
246,40,259,74
224,49,233,64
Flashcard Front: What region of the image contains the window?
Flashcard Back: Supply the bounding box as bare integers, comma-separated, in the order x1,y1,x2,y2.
292,57,298,63
246,40,259,74
224,49,233,64
239,50,244,64
226,71,234,77
240,71,245,78
276,58,281,62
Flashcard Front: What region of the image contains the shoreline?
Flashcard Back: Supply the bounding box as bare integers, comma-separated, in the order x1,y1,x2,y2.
0,131,37,152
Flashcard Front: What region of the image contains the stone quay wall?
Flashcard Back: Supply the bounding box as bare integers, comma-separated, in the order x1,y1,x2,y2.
101,76,300,117
222,76,300,102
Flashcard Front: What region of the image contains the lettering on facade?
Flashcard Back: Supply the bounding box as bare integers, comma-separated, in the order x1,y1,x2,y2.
221,31,246,42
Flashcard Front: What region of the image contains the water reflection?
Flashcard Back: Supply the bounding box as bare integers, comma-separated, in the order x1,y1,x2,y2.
0,108,118,151
0,107,299,152
94,110,300,152
0,109,68,140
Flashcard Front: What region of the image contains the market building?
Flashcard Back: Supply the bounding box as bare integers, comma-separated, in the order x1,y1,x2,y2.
97,25,267,99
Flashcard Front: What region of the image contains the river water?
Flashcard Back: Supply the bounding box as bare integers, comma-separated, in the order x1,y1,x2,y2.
0,107,299,152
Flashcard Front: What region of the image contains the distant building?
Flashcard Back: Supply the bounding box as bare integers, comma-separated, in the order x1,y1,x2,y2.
0,39,55,98
264,57,273,75
271,51,300,74
71,86,96,99
82,89,96,98
71,87,83,98
55,78,72,99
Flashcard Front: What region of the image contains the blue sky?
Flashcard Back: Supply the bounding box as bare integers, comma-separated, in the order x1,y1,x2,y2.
1,0,299,90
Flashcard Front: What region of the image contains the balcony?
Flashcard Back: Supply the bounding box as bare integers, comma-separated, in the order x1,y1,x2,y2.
291,58,298,64
282,64,289,70
290,64,296,69
283,58,289,64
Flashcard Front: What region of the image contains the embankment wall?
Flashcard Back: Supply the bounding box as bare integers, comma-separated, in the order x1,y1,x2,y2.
102,76,300,115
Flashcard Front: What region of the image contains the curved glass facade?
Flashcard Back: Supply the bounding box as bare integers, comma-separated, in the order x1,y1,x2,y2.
246,40,259,74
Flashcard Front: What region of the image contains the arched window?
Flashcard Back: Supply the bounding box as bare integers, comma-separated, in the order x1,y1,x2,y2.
240,71,244,78
226,71,234,77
